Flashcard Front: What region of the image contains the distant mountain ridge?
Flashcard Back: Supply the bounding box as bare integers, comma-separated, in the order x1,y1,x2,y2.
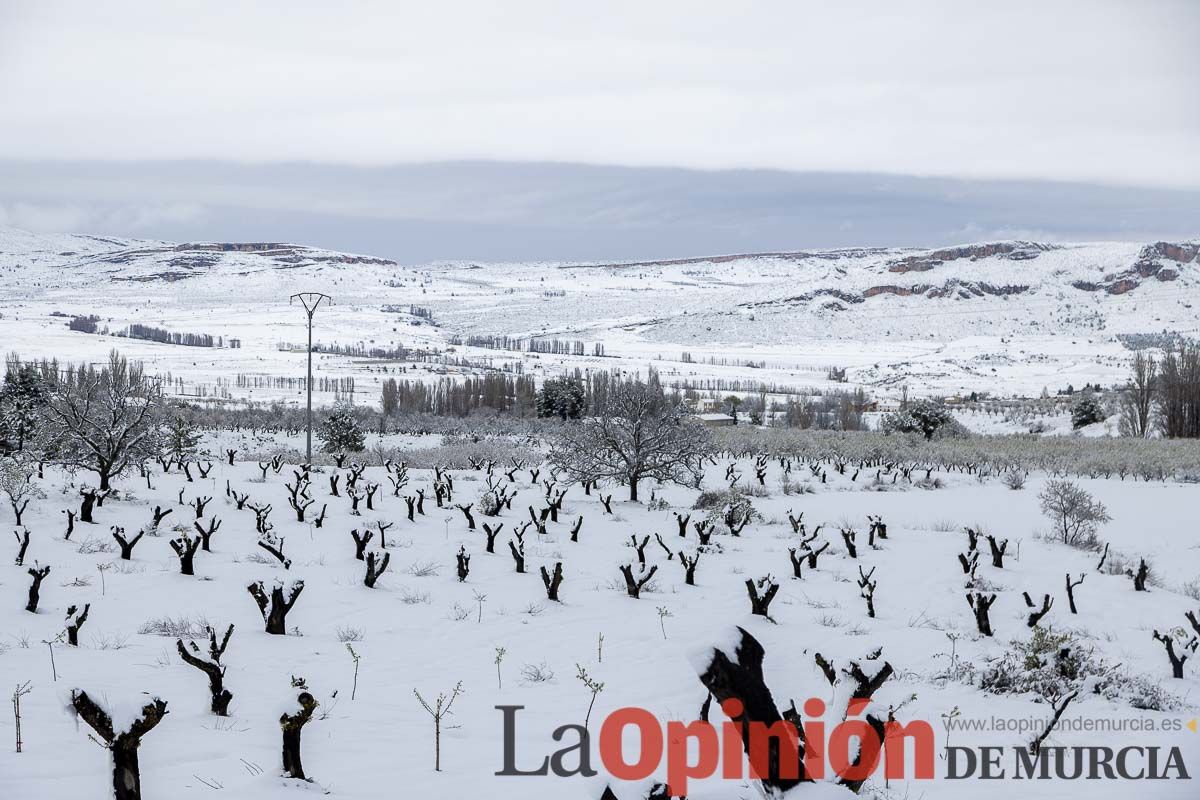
1,224,1198,398
2,225,1199,346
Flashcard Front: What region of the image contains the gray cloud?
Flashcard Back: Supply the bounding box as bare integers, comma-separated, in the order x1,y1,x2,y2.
0,160,1196,263
0,1,1197,188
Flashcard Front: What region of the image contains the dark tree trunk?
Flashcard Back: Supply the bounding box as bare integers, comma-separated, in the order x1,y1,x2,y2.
746,579,779,618
111,743,143,800
540,562,564,601
694,627,807,792
80,490,97,523
113,529,144,560
26,566,50,612
350,529,373,560
967,592,996,636
987,535,1008,569
280,691,319,780
71,691,168,800
508,539,525,573
680,552,700,585
248,581,304,635
66,603,90,645
1131,559,1149,591
176,638,233,715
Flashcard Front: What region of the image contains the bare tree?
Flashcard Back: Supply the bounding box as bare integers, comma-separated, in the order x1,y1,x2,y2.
1152,629,1190,679
70,690,168,800
414,681,463,772
65,603,90,645
549,379,710,502
169,535,201,576
1066,573,1085,613
25,563,49,612
364,550,391,588
248,580,304,635
966,591,997,636
13,681,32,753
694,627,891,795
482,522,503,553
986,534,1009,568
0,454,43,526
619,563,658,598
111,525,145,560
1129,558,1150,591
507,530,528,573
193,518,221,551
746,576,779,619
1029,689,1079,756
1038,480,1110,548
1157,343,1200,438
456,546,470,582
13,527,30,566
540,561,564,601
858,566,878,618
1119,351,1157,437
44,352,162,491
1022,592,1053,627
176,624,234,715
679,550,701,585
280,677,319,780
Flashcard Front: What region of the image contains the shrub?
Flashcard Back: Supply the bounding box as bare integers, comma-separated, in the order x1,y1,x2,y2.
475,491,501,516
1038,479,1110,548
980,627,1097,698
138,615,211,637
693,487,758,531
1002,470,1027,490
1071,395,1106,429
520,662,556,684
976,627,1182,710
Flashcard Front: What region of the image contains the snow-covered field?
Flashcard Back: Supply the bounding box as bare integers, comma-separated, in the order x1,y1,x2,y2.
1,436,1198,799
2,227,1199,413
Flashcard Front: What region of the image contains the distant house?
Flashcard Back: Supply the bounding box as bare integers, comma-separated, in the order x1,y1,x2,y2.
695,397,725,413
696,412,736,427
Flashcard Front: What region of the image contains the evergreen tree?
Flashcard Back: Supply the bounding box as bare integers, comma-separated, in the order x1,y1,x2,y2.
0,358,49,453
1071,394,1105,429
318,405,366,452
381,378,399,416
536,377,585,420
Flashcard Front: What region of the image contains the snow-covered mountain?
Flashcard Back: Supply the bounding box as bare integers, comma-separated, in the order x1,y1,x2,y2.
1,226,1197,402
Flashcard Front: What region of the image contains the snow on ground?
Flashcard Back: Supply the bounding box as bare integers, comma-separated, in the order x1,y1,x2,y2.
1,446,1198,799
3,227,1199,415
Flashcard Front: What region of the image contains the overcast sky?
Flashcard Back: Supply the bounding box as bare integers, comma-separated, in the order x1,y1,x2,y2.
0,1,1197,261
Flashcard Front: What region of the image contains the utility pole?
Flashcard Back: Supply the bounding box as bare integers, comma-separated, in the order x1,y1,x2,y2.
290,292,331,463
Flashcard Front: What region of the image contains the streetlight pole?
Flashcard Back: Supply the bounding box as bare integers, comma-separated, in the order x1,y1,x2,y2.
290,292,331,464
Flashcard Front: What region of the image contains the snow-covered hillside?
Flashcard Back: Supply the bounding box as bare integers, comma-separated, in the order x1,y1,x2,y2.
1,226,1197,405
